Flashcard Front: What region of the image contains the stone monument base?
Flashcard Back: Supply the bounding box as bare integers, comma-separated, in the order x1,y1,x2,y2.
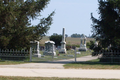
43,52,56,56
33,54,41,58
79,47,87,51
59,49,67,54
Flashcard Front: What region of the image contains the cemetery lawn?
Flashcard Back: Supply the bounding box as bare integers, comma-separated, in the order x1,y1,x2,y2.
32,50,91,62
0,76,119,80
64,59,120,69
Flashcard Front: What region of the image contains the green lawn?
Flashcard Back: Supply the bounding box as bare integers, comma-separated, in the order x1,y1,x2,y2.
0,76,118,80
0,60,29,65
64,59,120,69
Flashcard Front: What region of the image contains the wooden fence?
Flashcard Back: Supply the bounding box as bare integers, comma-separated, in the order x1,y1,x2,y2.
0,49,29,60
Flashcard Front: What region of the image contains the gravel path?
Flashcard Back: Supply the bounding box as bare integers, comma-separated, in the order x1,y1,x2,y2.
0,55,97,69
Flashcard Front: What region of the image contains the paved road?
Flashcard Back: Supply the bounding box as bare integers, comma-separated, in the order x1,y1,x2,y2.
0,68,120,79
1,55,120,79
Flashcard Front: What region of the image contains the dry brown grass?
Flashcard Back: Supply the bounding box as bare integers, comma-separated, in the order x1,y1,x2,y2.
39,36,50,45
66,37,94,45
40,36,94,45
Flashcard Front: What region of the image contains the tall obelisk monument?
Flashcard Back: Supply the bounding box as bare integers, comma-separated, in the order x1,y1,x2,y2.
59,28,67,53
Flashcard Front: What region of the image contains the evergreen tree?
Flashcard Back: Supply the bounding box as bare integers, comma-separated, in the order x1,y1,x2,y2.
49,34,62,47
0,0,54,49
91,0,120,50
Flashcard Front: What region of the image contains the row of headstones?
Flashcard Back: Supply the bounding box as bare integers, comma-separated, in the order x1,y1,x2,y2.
30,28,88,57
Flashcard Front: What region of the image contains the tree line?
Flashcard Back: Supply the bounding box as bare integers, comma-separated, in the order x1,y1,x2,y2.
51,33,91,38
70,33,90,38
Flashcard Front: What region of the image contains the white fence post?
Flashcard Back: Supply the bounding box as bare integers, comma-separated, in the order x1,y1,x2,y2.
75,47,77,62
30,47,32,62
52,45,54,60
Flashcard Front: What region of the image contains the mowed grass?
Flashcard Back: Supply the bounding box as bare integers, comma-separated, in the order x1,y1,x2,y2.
64,59,120,69
40,36,94,45
0,61,29,65
0,76,118,80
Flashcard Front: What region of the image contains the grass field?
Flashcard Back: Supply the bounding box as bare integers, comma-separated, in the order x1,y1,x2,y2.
40,36,50,45
40,36,94,46
0,60,29,65
0,76,118,80
66,37,94,45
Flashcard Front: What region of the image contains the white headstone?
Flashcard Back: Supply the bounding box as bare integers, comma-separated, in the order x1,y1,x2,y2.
43,41,56,56
79,34,87,51
30,40,41,57
94,40,98,47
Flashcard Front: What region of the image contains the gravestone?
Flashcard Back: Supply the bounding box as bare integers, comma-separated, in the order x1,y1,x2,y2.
30,40,41,57
94,40,98,47
79,34,87,51
76,52,81,54
108,44,111,50
43,41,56,56
59,28,67,53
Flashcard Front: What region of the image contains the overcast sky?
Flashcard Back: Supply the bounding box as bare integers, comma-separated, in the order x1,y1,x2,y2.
31,0,99,37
